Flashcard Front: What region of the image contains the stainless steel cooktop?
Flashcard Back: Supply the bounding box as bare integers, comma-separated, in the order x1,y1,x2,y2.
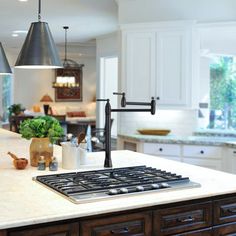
33,166,200,204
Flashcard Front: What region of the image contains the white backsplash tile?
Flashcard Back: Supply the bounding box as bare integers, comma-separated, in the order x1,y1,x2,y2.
119,109,198,136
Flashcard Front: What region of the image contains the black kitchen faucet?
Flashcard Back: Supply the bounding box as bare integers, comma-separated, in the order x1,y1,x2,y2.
97,92,156,168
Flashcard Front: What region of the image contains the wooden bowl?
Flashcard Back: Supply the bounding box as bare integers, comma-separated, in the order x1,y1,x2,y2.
13,158,28,170
137,129,171,135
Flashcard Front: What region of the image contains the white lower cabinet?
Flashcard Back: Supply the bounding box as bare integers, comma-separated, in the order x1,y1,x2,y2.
143,143,181,162
182,145,222,171
117,137,228,172
224,148,236,174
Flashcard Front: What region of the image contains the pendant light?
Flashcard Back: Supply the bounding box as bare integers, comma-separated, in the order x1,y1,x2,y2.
15,0,62,69
53,26,84,88
0,43,12,74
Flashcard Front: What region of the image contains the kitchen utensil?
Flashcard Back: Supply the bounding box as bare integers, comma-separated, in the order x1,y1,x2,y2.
77,132,86,145
7,152,28,170
137,129,171,135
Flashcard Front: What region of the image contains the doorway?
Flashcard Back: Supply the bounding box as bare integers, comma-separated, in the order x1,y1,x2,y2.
99,56,118,137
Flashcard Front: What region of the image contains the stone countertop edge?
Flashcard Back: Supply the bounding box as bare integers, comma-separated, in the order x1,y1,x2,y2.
118,134,236,148
1,128,236,229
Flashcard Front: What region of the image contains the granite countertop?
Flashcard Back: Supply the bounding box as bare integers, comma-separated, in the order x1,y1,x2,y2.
118,133,236,147
2,128,236,230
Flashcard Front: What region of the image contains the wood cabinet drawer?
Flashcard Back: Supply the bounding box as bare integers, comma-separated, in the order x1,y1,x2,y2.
214,197,236,225
80,211,152,236
8,222,79,236
213,222,236,235
143,143,181,156
153,202,212,236
178,228,213,236
183,145,222,159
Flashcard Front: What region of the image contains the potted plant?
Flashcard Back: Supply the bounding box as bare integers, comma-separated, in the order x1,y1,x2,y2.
8,104,25,116
19,116,64,167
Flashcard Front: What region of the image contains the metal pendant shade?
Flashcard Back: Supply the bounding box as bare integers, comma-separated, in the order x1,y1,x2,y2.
0,43,12,74
15,0,62,69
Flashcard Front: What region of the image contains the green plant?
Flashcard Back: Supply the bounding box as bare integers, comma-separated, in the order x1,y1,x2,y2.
8,104,24,116
19,116,64,144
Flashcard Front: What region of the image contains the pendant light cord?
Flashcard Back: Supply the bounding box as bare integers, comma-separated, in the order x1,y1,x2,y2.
63,26,69,62
38,0,41,22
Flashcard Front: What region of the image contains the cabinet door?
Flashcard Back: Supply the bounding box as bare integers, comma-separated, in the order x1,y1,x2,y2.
224,148,236,174
122,31,156,102
8,222,79,236
213,222,236,236
156,30,191,107
80,211,152,236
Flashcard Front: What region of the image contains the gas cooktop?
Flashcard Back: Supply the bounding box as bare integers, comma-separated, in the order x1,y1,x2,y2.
33,166,200,204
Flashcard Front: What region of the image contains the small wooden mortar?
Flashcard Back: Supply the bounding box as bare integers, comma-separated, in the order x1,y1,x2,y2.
7,152,28,170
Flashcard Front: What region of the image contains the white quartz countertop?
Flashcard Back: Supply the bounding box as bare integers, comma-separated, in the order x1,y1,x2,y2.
1,129,236,230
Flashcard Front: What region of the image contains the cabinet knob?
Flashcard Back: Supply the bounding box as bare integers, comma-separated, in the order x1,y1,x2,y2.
156,97,160,100
159,148,163,152
233,151,236,154
200,150,204,154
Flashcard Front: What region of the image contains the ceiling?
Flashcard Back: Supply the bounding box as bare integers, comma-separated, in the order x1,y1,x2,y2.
0,0,118,50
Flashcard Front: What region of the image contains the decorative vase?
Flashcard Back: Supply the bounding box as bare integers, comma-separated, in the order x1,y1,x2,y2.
29,137,53,167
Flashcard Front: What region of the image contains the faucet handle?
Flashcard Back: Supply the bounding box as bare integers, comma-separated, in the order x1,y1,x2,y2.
96,99,109,102
113,92,126,107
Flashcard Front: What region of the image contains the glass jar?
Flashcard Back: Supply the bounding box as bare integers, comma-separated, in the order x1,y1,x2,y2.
29,137,53,167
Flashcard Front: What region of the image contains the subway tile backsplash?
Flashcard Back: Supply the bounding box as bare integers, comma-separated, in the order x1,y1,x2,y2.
119,109,198,136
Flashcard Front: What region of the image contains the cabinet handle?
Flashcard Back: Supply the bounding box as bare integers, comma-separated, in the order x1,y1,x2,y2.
200,150,204,154
227,208,236,214
233,151,236,154
110,227,129,234
159,148,163,152
177,216,195,223
156,97,160,100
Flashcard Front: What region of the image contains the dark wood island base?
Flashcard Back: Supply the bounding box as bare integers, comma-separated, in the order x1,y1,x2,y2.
2,193,236,236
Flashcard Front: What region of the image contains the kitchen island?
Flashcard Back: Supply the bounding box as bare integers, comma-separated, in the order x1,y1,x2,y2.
1,129,236,235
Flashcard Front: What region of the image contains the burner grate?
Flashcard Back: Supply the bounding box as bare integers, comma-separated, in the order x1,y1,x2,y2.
35,166,190,196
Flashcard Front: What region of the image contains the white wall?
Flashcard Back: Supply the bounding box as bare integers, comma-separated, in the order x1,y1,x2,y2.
118,0,236,24
96,33,119,128
8,45,96,115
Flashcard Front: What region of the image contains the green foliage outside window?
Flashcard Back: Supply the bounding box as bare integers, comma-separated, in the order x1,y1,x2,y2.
209,56,236,129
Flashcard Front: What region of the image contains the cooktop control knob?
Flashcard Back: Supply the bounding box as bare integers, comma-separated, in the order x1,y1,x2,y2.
119,188,129,194
136,186,145,191
151,184,160,189
108,189,118,195
160,183,170,188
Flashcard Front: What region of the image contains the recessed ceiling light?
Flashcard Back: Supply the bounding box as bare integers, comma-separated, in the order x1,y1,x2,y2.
12,33,19,37
18,0,28,2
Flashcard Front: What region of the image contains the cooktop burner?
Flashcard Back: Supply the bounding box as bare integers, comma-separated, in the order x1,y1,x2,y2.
33,166,200,203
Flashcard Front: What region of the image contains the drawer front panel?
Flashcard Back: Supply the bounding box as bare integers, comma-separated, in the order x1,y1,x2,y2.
180,228,212,236
213,222,236,236
183,145,222,159
143,143,181,156
80,211,152,236
153,202,212,235
214,197,236,225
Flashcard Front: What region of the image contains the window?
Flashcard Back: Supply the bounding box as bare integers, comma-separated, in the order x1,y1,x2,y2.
1,74,13,122
209,56,236,129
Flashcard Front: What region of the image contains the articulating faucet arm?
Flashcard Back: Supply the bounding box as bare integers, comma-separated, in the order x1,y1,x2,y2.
97,95,156,168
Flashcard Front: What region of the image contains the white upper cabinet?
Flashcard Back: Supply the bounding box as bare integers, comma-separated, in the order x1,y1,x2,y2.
122,31,156,102
120,21,195,108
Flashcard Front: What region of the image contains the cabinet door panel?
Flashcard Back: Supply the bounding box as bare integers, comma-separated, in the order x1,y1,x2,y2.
214,197,236,225
80,211,152,236
124,31,156,102
8,223,79,236
213,222,236,236
156,30,190,106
